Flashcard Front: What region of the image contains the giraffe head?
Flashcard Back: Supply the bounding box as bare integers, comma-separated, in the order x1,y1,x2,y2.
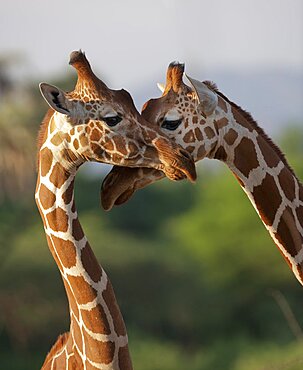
37,52,196,182
101,61,221,210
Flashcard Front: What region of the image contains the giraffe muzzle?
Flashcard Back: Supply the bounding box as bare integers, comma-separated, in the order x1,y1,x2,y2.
154,138,197,183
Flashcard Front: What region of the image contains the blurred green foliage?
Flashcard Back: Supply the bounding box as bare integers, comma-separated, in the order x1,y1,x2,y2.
0,69,303,369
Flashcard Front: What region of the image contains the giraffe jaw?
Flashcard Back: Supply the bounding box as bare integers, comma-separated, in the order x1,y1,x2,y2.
100,168,137,211
100,145,197,211
101,166,185,211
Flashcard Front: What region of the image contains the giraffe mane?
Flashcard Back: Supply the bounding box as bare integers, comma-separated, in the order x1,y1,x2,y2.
36,108,54,167
203,80,298,179
42,332,69,367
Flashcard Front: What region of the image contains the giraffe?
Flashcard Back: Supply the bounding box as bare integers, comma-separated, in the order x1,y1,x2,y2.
101,61,303,287
36,53,196,370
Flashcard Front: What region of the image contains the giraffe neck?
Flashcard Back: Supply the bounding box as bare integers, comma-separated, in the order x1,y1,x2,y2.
36,146,132,370
212,97,303,285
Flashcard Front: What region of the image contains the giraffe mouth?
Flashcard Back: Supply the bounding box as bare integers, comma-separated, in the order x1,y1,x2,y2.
153,138,197,183
101,143,196,210
100,167,160,211
101,159,195,211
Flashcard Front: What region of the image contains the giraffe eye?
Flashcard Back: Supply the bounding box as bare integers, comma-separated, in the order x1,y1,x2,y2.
161,119,182,131
103,115,122,127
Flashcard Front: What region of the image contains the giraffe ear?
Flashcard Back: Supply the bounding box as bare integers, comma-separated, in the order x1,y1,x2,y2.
39,83,71,115
157,83,165,93
186,75,218,116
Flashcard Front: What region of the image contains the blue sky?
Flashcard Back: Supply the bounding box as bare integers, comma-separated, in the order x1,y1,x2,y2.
0,0,302,129
1,0,302,79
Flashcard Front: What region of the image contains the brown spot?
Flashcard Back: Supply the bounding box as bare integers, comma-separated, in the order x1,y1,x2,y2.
215,117,229,129
224,129,238,146
81,243,102,282
103,140,114,151
90,128,101,142
73,218,84,241
46,207,68,232
39,184,55,209
186,145,195,154
70,128,75,135
218,96,228,113
200,119,206,125
73,139,79,150
40,148,53,176
67,275,97,305
49,163,68,188
112,136,128,155
192,116,198,124
253,174,282,226
111,153,124,163
103,280,127,336
278,167,296,201
81,303,111,335
51,235,77,269
204,127,215,139
77,126,82,133
62,181,74,205
67,356,77,369
275,206,302,257
194,127,203,141
184,130,194,143
71,318,83,353
52,347,67,368
84,335,115,365
232,107,254,132
118,346,132,370
197,145,206,159
51,133,64,146
234,137,259,178
184,118,189,129
79,134,88,147
49,118,57,134
257,136,280,168
214,146,227,161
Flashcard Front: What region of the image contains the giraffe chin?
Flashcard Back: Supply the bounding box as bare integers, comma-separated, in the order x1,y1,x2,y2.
101,168,139,211
101,166,166,211
101,161,196,211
